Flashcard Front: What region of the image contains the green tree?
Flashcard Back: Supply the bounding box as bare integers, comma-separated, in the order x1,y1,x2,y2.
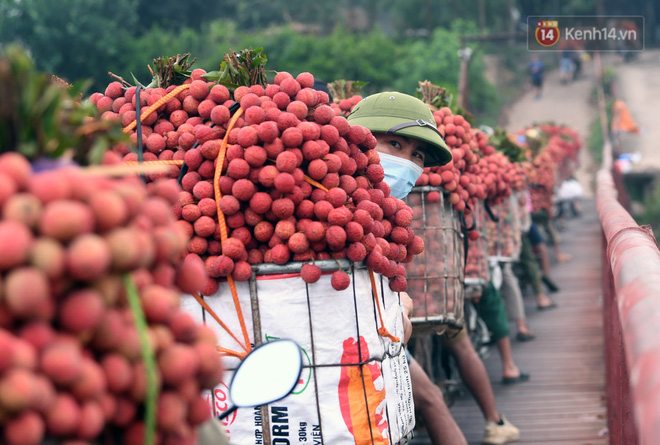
389,24,499,122
0,0,138,91
246,25,402,94
135,0,228,31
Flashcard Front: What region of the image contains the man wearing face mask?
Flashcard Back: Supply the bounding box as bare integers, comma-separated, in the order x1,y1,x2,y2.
348,91,451,198
349,92,467,444
350,92,471,444
348,91,452,348
348,92,520,445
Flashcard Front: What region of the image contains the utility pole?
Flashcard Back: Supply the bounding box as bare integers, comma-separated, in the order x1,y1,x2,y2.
457,46,473,110
456,31,527,112
507,0,517,45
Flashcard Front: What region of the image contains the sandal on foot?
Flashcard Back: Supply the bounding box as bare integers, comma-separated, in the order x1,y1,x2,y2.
516,332,536,342
542,275,560,293
537,302,558,311
502,372,530,385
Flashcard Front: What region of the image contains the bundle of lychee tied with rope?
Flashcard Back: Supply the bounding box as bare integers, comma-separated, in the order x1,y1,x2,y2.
91,49,425,293
412,82,486,216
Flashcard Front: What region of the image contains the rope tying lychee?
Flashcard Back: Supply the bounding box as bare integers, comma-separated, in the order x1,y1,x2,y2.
303,175,329,192
123,84,191,133
369,270,400,343
212,107,253,355
192,292,248,359
123,160,185,166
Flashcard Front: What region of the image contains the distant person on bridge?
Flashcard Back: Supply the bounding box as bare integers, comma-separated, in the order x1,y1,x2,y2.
527,54,545,99
528,54,544,100
559,50,575,84
517,189,560,309
556,175,584,224
611,99,639,157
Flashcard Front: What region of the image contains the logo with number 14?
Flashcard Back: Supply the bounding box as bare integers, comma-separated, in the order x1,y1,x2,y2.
536,21,560,46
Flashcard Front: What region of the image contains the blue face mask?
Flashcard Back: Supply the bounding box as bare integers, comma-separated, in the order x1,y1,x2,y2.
378,152,424,199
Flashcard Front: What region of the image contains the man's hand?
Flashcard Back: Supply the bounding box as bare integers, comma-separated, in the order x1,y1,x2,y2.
400,292,413,343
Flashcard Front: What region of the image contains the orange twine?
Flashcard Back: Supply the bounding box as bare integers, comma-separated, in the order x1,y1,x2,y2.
369,270,400,343
212,107,253,355
217,346,247,359
119,82,254,355
122,84,191,133
192,293,247,359
123,160,184,166
304,175,329,192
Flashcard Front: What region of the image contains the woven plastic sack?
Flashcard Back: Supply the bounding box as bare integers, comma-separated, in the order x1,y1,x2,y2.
180,261,415,445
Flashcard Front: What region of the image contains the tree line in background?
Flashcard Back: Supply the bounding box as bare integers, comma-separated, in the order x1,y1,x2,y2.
1,0,654,124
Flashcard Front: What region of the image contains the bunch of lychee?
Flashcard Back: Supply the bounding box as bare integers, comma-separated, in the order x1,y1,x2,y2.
485,195,522,259
464,202,490,283
524,150,556,215
475,152,519,205
415,107,488,214
0,153,223,445
404,190,464,319
92,71,425,293
538,123,581,163
329,94,362,117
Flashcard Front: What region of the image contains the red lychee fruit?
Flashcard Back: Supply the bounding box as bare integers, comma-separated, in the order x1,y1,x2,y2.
271,198,295,219
249,192,273,214
274,220,296,241
66,234,111,281
39,200,94,242
279,78,302,98
273,172,295,193
347,242,368,262
288,232,310,254
304,221,326,242
232,260,253,281
253,221,274,242
189,80,210,100
300,263,322,284
231,179,256,201
325,225,347,250
269,244,291,265
331,270,351,291
389,275,407,292
275,151,298,173
0,220,33,271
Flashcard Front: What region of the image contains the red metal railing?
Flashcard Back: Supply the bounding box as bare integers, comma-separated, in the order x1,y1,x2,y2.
596,52,660,445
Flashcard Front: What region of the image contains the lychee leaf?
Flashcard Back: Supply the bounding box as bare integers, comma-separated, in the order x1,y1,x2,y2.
219,81,240,90
202,71,223,82
130,72,147,89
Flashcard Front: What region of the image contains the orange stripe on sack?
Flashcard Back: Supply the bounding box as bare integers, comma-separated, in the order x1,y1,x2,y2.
369,270,400,343
123,84,191,133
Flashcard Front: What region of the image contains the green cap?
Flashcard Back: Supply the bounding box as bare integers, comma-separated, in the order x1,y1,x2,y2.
347,91,452,167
